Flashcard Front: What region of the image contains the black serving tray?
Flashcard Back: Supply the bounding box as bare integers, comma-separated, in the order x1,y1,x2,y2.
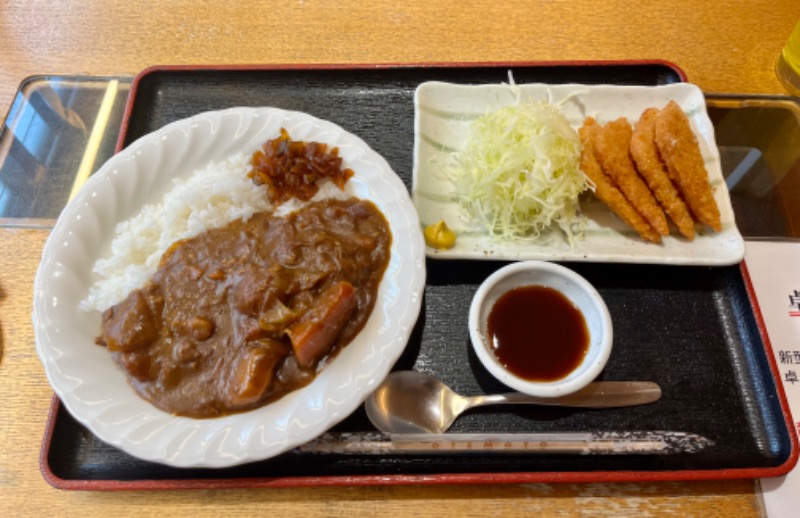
40,62,797,489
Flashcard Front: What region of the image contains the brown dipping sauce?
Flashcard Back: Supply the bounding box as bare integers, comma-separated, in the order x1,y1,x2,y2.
487,285,589,382
98,198,391,418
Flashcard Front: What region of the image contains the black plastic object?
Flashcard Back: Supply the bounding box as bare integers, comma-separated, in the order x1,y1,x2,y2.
40,63,794,487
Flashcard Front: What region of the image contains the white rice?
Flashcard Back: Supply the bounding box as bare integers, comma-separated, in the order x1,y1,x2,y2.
80,152,350,313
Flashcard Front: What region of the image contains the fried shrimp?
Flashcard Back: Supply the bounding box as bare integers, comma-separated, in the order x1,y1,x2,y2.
630,108,696,240
654,101,721,232
579,118,661,243
594,118,669,236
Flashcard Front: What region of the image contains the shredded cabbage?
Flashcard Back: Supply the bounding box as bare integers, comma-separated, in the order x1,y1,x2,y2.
447,101,587,244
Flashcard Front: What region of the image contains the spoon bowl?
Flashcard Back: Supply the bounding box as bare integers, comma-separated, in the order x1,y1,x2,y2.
365,371,662,434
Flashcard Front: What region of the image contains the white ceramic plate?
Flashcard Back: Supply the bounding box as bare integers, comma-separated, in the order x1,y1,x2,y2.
33,107,425,468
413,82,745,265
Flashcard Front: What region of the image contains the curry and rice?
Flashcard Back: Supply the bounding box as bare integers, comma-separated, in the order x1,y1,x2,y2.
85,130,391,418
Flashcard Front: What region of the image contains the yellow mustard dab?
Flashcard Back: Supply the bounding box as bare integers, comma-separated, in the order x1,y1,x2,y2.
424,220,457,250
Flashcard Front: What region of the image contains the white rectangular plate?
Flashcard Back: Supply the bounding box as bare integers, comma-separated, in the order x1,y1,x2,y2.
413,81,745,265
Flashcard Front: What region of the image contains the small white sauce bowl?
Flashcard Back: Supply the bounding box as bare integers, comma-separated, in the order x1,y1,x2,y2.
469,261,613,397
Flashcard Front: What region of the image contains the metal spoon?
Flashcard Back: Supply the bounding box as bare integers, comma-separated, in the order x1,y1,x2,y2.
365,370,662,434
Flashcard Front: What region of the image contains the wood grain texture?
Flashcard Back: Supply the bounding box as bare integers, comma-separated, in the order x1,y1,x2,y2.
0,0,798,113
1,0,796,514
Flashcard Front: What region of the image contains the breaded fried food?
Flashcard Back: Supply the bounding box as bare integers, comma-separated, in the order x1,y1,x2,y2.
579,118,661,243
594,118,669,236
654,101,721,232
630,108,696,240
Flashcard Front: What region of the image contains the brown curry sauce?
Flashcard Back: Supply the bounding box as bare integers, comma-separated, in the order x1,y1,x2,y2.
99,198,391,418
98,130,391,418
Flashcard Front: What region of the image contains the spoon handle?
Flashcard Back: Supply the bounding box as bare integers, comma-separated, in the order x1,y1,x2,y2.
467,381,662,409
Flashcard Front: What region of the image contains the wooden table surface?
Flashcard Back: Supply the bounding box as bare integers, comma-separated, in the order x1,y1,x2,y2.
2,0,799,515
